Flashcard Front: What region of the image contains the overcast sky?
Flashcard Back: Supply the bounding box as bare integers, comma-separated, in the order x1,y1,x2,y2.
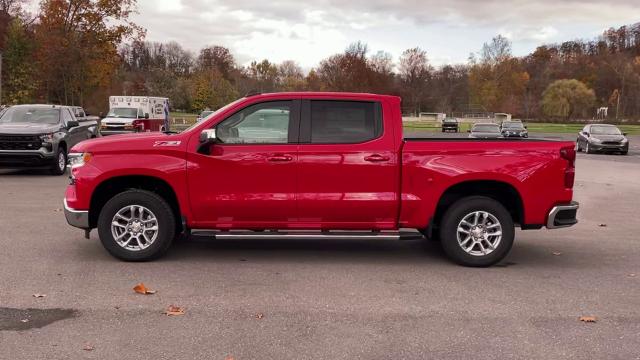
133,0,640,68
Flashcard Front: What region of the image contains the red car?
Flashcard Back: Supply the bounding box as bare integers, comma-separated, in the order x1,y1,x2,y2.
63,92,578,267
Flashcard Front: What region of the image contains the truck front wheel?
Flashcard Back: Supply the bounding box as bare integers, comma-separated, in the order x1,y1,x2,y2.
97,190,176,261
439,196,514,267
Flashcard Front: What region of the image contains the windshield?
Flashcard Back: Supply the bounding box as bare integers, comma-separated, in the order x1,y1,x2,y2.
107,108,138,118
0,107,60,124
503,122,524,129
473,124,500,132
444,118,457,123
591,126,621,135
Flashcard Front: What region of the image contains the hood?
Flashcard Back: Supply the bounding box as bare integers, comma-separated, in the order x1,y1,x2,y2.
591,134,626,142
70,131,183,153
0,122,61,135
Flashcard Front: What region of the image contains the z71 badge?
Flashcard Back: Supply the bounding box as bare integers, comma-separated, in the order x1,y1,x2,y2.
153,141,181,147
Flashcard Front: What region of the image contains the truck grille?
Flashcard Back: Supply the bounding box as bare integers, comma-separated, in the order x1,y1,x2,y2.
0,134,42,150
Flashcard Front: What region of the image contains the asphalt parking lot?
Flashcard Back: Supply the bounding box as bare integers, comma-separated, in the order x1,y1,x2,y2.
1,137,639,359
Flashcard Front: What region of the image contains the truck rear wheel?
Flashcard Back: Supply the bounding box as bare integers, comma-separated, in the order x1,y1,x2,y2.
439,196,514,267
97,190,175,261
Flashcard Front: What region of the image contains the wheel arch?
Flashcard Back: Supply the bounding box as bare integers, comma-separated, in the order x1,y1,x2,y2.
432,180,525,230
89,175,182,231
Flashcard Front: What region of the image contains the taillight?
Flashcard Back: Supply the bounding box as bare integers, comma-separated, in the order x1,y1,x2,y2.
560,146,576,188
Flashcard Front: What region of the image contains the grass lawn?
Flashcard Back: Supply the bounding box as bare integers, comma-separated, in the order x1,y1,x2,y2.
403,121,640,135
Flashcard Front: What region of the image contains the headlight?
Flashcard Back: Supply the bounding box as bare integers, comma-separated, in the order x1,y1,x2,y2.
39,133,54,142
621,138,628,143
67,152,92,168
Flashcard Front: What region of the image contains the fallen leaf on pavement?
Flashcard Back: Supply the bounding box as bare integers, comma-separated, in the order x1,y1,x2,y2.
598,223,607,227
164,305,185,316
20,319,29,323
32,293,46,298
628,273,636,278
224,356,235,360
579,316,597,323
83,344,95,351
255,313,264,319
54,208,62,212
133,283,156,295
552,252,562,256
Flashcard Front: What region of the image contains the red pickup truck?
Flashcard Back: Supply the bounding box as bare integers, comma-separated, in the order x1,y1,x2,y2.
63,92,579,267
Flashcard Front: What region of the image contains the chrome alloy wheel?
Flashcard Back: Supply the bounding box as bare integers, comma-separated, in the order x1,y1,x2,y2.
456,211,503,256
111,205,159,251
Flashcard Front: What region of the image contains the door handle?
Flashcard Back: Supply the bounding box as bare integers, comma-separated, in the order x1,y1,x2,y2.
267,154,293,162
364,154,390,162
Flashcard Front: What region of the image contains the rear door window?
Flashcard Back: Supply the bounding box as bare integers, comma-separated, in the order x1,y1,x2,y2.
309,101,382,144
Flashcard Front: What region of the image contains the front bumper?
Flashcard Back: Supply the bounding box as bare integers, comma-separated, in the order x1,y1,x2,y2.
589,142,628,152
64,198,90,229
547,201,579,229
0,149,56,168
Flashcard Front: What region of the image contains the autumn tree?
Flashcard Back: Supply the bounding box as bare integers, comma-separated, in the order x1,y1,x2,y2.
2,18,37,103
35,0,143,105
542,79,596,120
469,35,529,114
278,60,305,91
399,47,431,115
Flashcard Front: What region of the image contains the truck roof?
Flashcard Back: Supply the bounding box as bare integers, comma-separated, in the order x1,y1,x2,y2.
246,92,401,102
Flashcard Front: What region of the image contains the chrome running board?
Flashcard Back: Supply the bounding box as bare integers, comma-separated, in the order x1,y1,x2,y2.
190,229,424,241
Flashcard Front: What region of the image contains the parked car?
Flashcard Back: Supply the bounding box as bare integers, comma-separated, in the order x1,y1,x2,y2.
576,124,629,155
501,121,529,138
197,110,215,122
469,123,503,139
0,104,98,175
441,118,459,133
100,96,169,135
63,92,578,267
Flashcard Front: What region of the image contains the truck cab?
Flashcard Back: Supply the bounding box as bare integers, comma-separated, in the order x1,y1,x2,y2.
63,92,578,267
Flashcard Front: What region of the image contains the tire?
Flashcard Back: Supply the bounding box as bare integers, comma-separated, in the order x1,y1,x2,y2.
97,190,176,261
585,142,593,154
50,147,67,175
621,150,628,155
575,140,582,152
439,196,515,267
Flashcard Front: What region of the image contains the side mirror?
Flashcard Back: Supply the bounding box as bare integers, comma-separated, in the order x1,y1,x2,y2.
144,113,149,119
583,132,590,137
467,129,471,133
198,129,217,154
623,132,628,136
67,120,79,129
199,129,217,143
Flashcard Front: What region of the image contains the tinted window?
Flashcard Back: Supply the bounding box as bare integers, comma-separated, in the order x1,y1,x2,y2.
310,101,381,144
217,101,291,144
473,124,500,132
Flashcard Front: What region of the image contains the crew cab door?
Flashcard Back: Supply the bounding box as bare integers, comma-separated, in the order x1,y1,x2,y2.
296,99,399,229
187,100,300,228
